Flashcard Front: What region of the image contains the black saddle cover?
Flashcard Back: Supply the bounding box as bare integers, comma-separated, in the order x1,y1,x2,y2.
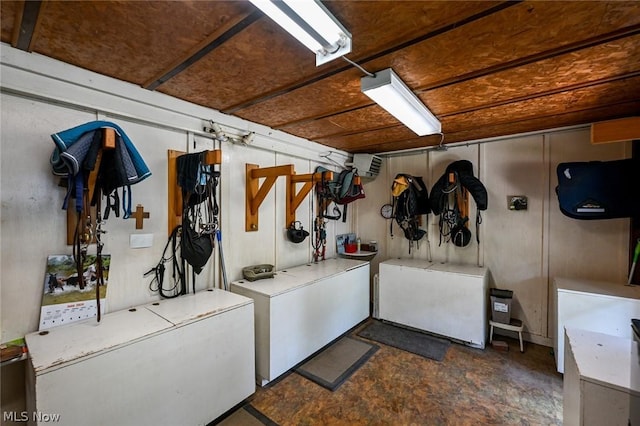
556,159,640,219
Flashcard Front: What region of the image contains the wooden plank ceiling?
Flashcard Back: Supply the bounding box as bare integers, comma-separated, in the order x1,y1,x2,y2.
2,1,639,153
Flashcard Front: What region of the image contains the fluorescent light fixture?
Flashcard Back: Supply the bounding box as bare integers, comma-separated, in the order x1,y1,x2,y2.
361,68,441,136
249,0,351,66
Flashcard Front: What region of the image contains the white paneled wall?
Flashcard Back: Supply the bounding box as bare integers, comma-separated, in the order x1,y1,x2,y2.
0,42,633,352
1,96,97,337
482,135,548,341
275,154,312,269
0,45,349,344
363,129,631,345
547,130,630,284
546,130,631,339
355,160,394,274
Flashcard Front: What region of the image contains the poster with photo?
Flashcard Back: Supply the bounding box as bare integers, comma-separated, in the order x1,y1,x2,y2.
40,254,109,330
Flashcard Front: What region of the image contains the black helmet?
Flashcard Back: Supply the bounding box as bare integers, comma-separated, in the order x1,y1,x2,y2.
287,221,309,244
451,224,471,247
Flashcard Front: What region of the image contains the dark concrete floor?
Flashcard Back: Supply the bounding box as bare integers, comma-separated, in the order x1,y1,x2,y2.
238,319,563,425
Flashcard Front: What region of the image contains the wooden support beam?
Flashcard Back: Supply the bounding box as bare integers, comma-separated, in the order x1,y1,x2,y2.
167,149,222,235
591,116,640,144
449,172,469,227
286,171,333,228
103,127,116,149
143,11,260,90
204,150,222,165
66,128,115,244
168,149,184,235
13,0,44,51
245,164,293,232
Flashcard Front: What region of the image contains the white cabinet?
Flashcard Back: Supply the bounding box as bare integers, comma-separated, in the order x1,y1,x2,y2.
25,289,255,426
230,258,369,386
563,328,639,426
554,277,640,373
378,259,488,349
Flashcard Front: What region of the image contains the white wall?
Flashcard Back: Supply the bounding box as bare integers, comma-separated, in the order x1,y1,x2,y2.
0,43,634,410
0,44,350,345
362,130,631,345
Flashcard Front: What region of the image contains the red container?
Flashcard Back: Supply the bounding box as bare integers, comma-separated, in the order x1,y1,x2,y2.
345,243,357,253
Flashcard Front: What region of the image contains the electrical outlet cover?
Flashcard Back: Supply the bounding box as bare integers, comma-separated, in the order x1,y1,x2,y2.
508,196,528,211
130,233,154,248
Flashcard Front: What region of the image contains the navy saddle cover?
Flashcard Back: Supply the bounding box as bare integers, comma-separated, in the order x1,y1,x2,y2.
556,159,640,220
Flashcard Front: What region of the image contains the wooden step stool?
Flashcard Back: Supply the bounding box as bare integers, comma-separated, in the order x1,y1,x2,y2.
489,318,524,353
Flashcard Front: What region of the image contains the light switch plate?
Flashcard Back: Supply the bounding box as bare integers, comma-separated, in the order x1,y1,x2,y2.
130,233,153,249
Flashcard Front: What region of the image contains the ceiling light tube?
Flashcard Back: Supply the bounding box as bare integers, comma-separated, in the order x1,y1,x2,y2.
361,68,441,136
249,0,351,66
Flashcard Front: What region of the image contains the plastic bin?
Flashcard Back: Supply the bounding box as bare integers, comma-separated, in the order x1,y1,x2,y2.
490,288,513,324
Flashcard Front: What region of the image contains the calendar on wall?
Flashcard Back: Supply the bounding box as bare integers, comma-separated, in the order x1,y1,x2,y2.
39,254,109,330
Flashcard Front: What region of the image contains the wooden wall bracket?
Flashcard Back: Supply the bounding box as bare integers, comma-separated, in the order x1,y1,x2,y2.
449,172,469,227
286,170,332,229
66,128,115,245
168,149,221,235
245,165,337,232
245,164,293,231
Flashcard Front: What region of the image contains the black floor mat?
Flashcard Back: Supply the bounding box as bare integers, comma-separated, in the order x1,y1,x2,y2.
295,336,378,391
357,320,450,361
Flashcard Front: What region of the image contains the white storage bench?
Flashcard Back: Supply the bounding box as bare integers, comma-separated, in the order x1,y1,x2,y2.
230,258,370,386
378,259,488,349
563,328,639,425
554,277,640,373
25,289,255,426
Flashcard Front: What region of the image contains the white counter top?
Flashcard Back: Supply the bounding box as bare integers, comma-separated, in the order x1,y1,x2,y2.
26,289,254,374
428,262,487,277
379,258,433,269
554,278,640,373
231,258,368,298
144,289,253,326
26,307,172,374
565,327,638,394
379,259,486,277
556,277,640,300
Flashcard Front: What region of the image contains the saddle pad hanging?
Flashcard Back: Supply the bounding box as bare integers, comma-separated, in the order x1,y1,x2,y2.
555,159,640,219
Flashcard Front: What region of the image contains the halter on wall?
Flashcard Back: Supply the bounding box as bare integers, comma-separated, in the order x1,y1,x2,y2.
147,151,220,298
50,121,151,321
